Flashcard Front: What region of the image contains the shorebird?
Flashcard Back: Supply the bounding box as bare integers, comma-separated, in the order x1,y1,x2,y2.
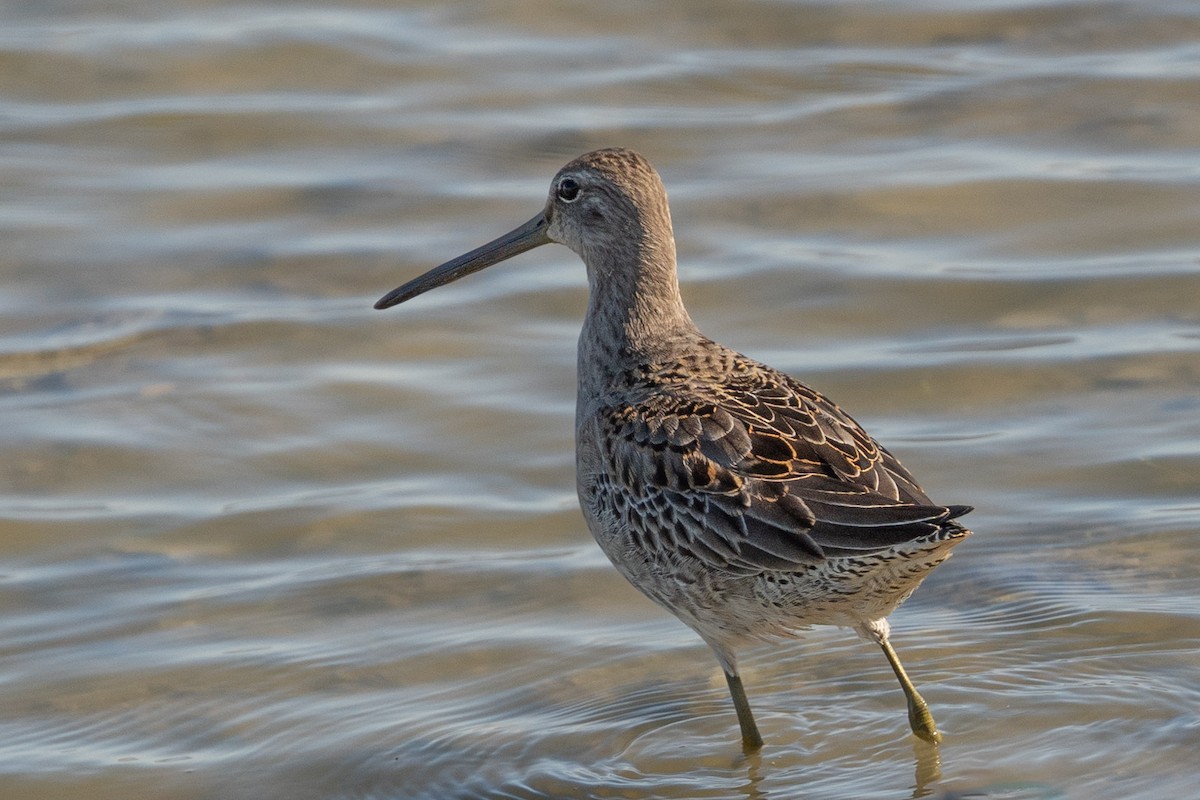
376,148,971,751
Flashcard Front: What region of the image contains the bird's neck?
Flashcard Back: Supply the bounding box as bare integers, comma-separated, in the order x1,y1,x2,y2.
577,232,699,397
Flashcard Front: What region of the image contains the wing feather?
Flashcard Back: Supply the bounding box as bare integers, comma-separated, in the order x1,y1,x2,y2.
593,348,971,572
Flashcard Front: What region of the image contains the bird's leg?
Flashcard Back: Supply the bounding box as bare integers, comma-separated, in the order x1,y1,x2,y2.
878,636,941,744
723,670,764,751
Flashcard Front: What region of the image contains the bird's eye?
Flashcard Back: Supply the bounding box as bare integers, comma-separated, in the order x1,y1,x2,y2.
557,177,581,203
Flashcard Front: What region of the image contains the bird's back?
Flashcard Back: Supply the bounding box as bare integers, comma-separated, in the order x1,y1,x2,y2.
575,334,971,639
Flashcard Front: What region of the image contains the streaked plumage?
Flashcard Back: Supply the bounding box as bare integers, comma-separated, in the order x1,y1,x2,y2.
376,148,972,750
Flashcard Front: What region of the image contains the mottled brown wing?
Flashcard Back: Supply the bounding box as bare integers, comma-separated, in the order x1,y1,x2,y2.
599,362,970,572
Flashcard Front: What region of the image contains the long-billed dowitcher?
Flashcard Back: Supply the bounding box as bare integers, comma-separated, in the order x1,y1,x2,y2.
376,148,971,751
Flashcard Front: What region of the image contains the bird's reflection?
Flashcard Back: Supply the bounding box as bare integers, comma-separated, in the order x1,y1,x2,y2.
912,738,943,797
728,737,944,800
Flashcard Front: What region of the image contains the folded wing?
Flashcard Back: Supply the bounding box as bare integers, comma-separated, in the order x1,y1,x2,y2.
596,355,971,573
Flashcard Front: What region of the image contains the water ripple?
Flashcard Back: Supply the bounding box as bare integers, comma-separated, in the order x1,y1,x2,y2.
3,1,1199,798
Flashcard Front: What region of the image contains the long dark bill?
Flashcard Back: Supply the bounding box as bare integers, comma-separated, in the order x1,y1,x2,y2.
374,212,550,310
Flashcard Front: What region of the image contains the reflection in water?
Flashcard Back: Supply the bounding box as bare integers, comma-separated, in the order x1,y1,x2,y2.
912,739,942,798
739,751,768,800
737,739,940,799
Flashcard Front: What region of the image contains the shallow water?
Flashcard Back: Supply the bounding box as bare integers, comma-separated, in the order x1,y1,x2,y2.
2,2,1199,798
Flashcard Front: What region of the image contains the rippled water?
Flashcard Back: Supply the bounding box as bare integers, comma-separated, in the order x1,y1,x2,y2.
3,2,1199,798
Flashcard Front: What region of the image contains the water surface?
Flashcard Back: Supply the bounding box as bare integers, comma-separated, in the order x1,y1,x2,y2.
2,2,1199,799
